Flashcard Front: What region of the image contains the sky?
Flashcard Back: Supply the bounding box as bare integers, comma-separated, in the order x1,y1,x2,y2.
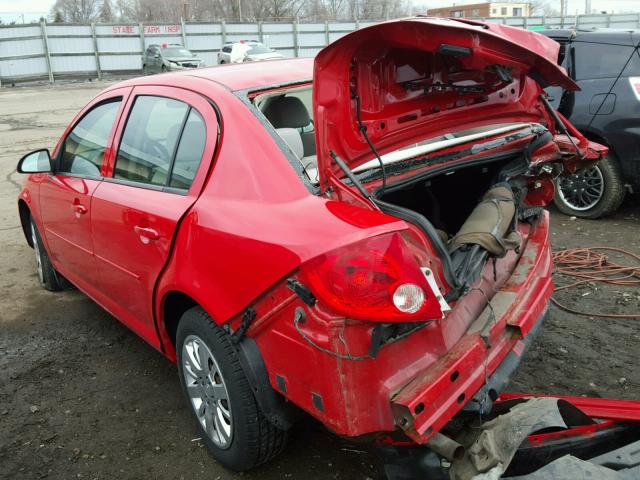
1,0,640,23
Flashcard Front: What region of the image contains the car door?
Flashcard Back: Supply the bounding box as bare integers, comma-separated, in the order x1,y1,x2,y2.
38,89,129,292
90,86,218,346
564,40,637,129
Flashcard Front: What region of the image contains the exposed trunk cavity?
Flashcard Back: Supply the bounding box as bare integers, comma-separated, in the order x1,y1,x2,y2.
375,154,533,293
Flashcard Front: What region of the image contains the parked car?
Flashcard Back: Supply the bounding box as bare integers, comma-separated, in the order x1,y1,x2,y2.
16,18,603,472
142,43,204,73
541,28,640,218
217,40,284,64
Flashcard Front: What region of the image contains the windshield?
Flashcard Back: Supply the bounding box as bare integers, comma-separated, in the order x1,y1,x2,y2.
247,44,274,55
162,47,192,57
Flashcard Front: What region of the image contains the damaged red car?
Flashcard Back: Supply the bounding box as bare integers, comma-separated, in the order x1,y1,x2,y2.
16,17,605,471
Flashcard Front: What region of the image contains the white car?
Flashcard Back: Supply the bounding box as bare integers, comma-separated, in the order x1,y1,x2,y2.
217,41,284,64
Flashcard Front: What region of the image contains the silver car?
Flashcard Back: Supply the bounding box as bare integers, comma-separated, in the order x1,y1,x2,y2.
142,44,205,74
217,41,284,64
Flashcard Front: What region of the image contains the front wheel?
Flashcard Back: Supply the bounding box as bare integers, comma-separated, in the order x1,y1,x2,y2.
30,219,65,291
176,307,288,471
553,154,626,219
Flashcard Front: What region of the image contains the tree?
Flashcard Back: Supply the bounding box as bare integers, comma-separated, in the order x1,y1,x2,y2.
100,0,115,21
50,0,100,22
529,0,559,16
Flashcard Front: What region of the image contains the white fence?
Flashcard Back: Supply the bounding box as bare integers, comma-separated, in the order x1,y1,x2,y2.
1,13,639,84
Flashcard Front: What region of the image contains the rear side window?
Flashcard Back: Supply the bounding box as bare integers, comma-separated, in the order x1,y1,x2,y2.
114,95,207,190
60,99,121,177
115,96,189,186
222,46,232,53
169,110,206,189
573,42,636,80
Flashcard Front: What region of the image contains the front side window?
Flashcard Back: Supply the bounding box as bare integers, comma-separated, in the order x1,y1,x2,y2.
114,95,206,190
59,99,121,177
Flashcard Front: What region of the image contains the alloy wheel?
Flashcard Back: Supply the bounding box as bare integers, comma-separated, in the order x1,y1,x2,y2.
556,166,605,211
31,222,44,284
182,335,233,449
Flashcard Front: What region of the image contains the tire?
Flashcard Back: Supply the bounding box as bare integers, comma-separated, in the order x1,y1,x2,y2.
176,307,288,471
161,64,167,72
142,64,148,75
553,153,626,219
30,219,65,292
219,60,226,64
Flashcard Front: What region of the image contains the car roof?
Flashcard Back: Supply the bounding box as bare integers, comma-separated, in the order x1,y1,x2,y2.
190,58,312,90
116,57,313,92
541,28,640,47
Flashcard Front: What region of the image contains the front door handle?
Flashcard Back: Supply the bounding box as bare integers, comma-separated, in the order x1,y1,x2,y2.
134,225,160,243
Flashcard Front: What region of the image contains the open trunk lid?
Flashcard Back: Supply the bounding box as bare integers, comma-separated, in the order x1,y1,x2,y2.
312,16,579,192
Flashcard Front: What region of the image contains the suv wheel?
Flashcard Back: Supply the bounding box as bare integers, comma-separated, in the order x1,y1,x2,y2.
176,307,288,471
30,219,65,291
554,153,625,219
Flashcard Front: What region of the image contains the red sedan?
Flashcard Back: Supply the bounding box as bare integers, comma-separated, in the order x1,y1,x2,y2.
16,18,604,471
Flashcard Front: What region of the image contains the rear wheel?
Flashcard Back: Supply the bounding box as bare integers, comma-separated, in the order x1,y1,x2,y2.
30,219,65,291
176,307,288,471
554,153,625,219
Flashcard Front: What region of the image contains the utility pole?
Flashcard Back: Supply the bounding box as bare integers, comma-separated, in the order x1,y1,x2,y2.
585,0,592,14
238,0,242,21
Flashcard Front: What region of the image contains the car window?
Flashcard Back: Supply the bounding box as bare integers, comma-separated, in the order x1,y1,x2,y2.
247,44,274,55
59,99,121,177
222,45,232,53
169,109,206,189
163,47,192,57
114,96,189,186
573,42,636,80
622,48,640,76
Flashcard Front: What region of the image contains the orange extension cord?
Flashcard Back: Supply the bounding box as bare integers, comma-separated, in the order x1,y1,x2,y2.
552,247,640,318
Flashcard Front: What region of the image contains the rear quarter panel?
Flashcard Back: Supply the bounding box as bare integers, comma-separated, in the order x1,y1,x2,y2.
154,88,406,356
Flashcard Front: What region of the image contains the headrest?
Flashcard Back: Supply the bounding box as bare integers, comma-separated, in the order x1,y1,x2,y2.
263,96,310,129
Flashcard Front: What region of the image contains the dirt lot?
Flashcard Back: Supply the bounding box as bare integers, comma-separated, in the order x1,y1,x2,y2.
0,80,638,480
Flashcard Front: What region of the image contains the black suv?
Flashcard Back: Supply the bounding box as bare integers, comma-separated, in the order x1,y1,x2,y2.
542,29,640,218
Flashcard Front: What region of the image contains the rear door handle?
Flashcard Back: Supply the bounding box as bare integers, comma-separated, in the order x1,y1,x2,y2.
73,204,88,216
134,225,160,243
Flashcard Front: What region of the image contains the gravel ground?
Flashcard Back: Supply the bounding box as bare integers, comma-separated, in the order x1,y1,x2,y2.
0,80,638,480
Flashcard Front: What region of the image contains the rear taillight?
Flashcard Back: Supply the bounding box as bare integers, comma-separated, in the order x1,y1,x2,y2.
299,232,442,322
630,77,640,102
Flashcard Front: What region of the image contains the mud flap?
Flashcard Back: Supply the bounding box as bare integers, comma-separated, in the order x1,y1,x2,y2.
235,337,295,430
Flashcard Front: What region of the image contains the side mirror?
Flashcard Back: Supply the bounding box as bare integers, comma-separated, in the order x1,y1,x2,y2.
17,149,52,174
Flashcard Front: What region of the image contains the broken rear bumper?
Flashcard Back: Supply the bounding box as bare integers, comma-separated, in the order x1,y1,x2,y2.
391,216,553,444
